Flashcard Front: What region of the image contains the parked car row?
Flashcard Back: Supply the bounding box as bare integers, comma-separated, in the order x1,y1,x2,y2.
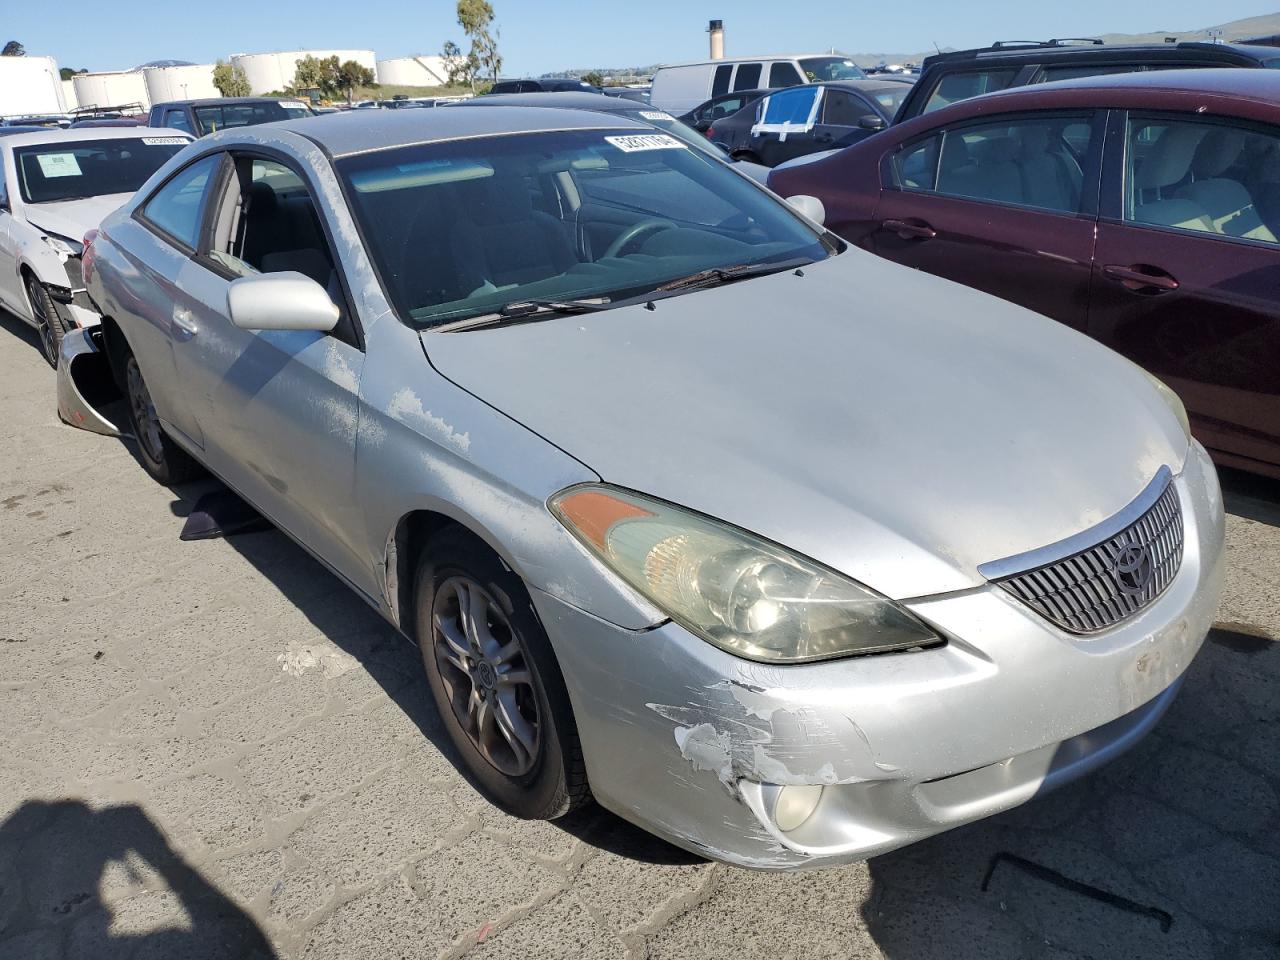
3,44,1258,873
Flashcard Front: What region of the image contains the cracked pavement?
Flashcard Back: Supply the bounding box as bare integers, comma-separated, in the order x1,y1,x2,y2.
1,313,1278,959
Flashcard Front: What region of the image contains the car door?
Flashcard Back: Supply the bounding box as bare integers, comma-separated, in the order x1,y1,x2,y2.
0,153,21,313
1089,110,1280,472
869,110,1103,332
168,150,371,587
750,86,825,166
806,89,882,156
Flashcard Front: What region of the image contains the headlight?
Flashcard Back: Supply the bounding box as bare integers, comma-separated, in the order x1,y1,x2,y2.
1141,369,1190,442
549,485,941,663
41,234,82,259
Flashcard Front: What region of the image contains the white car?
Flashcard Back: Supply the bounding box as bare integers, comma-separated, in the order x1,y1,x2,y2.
0,128,192,366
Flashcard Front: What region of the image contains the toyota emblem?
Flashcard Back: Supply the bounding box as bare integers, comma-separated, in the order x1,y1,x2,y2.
1113,541,1154,596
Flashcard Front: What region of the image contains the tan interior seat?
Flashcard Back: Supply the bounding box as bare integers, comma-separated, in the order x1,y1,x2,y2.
1176,129,1277,243
1133,126,1216,234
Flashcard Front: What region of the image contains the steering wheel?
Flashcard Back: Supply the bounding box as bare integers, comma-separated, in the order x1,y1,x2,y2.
601,218,677,260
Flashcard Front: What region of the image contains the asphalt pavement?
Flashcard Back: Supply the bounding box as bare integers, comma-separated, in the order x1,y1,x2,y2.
1,311,1277,959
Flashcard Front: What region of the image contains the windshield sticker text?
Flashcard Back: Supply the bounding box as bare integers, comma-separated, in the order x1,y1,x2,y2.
142,137,188,146
604,134,686,153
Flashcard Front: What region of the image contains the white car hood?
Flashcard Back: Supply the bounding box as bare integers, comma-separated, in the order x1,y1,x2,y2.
21,194,132,244
424,249,1188,600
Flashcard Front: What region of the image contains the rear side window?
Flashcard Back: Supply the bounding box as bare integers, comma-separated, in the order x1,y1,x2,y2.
1036,64,1140,84
822,91,871,127
712,64,732,97
139,153,220,250
892,114,1095,214
164,109,193,134
734,63,763,91
768,62,804,88
922,69,1019,114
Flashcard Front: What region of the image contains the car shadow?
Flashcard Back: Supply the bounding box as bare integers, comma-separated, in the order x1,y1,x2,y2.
1218,464,1280,526
0,307,42,359
159,480,702,867
0,800,275,958
859,625,1280,958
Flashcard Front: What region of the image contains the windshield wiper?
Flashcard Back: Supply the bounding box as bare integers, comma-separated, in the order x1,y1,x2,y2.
655,257,814,293
431,296,612,333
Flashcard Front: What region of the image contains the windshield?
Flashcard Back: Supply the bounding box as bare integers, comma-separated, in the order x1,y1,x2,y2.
338,128,829,329
799,57,865,82
13,137,188,204
193,100,310,134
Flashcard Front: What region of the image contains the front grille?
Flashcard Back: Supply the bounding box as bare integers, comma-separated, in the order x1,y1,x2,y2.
994,480,1184,634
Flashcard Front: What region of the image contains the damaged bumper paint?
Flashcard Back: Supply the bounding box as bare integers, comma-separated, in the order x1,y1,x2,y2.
57,328,123,438
530,443,1224,869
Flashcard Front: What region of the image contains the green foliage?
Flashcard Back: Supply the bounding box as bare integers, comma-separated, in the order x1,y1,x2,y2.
1,40,24,57
59,67,87,81
443,0,502,92
336,60,375,103
581,71,604,88
212,60,251,97
440,39,475,89
291,54,342,97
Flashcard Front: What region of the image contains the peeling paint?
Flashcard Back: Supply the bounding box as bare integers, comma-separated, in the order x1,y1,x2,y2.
673,723,735,790
387,388,471,453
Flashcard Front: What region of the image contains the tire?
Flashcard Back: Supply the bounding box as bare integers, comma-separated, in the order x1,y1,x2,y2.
25,274,69,369
122,350,204,485
415,526,590,819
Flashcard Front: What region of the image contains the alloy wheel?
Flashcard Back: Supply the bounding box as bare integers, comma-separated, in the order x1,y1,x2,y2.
125,360,166,467
27,279,55,365
432,576,542,777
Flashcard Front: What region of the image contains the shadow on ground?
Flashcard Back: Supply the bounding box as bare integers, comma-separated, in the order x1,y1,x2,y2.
0,800,275,958
1218,465,1280,527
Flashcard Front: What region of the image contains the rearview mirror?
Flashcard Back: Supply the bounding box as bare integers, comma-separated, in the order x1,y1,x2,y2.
786,194,826,227
226,271,339,333
858,114,887,131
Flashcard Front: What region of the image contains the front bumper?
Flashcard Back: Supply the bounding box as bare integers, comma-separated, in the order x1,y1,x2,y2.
57,328,125,437
530,443,1225,869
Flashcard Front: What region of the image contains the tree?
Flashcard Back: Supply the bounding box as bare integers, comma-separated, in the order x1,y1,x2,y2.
212,60,251,97
59,67,88,81
291,54,342,99
336,60,375,105
581,71,604,88
1,41,24,57
440,39,476,89
456,0,501,90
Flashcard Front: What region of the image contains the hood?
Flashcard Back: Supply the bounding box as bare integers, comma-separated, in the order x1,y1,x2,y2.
424,250,1188,600
22,194,132,246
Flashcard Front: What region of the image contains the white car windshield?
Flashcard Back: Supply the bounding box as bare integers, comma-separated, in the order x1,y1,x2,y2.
338,128,831,328
13,137,187,204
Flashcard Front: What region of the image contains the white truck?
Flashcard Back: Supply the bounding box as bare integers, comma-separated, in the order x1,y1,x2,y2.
0,56,68,120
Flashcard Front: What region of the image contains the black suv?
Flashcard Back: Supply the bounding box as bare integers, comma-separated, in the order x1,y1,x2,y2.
896,39,1280,122
147,98,314,137
488,78,601,94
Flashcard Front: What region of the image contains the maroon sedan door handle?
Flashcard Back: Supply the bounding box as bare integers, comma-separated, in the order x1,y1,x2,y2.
1102,264,1180,293
882,218,937,241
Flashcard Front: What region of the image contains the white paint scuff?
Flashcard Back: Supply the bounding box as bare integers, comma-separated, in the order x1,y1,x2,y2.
278,637,359,679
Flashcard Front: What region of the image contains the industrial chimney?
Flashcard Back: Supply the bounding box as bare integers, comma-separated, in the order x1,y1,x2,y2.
709,20,725,60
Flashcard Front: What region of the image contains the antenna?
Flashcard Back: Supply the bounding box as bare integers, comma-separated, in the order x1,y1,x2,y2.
933,41,942,55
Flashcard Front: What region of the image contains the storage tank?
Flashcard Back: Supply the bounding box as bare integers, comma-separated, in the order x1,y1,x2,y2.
0,55,67,118
144,63,219,103
376,55,450,87
72,70,150,111
231,50,377,95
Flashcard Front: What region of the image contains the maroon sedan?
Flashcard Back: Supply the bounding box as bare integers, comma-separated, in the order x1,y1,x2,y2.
769,68,1280,479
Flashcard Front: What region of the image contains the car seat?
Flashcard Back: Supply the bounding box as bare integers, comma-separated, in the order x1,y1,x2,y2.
1018,126,1080,213
1132,126,1215,233
1176,129,1276,242
938,135,1021,204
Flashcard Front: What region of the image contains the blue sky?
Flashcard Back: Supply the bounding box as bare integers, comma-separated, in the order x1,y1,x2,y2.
9,1,1279,75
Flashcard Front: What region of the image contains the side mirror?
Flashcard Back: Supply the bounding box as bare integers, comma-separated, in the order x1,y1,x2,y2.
858,114,887,132
786,194,826,227
227,271,339,332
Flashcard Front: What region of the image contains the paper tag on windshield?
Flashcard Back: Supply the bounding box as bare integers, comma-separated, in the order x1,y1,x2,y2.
639,110,672,121
142,136,188,146
604,134,685,153
278,100,307,110
36,153,82,178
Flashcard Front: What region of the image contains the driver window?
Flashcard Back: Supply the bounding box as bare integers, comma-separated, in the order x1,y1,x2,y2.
208,156,354,338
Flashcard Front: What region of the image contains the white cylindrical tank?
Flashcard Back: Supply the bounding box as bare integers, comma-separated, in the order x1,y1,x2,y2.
72,70,150,110
143,63,219,103
376,56,450,87
231,50,377,95
0,55,67,117
61,79,79,111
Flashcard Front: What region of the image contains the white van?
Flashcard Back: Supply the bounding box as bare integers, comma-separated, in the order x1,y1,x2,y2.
649,54,864,115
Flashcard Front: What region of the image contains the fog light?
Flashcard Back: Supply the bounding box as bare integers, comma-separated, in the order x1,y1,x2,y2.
772,784,824,832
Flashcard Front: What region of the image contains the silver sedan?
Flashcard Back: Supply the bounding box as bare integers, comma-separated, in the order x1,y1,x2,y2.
69,107,1225,869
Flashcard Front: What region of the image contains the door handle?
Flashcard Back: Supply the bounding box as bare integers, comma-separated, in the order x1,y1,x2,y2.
814,132,834,143
882,218,937,241
171,305,199,339
1102,264,1179,293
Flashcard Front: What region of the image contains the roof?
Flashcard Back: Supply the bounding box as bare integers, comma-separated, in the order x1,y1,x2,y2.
263,106,650,157
150,97,306,109
656,53,854,70
460,92,644,113
925,39,1280,66
0,127,192,150
988,65,1280,101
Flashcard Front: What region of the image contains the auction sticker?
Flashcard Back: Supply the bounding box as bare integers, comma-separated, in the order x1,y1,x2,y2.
604,134,686,153
36,153,81,178
142,137,189,146
639,110,673,121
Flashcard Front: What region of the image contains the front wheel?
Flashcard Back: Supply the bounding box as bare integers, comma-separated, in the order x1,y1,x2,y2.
123,352,204,485
415,527,589,819
25,275,68,368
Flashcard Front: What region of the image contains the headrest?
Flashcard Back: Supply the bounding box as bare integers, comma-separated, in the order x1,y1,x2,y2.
1192,129,1244,179
1018,126,1051,157
1136,126,1206,191
938,135,971,171
973,136,1019,165
246,181,278,213
457,176,533,226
